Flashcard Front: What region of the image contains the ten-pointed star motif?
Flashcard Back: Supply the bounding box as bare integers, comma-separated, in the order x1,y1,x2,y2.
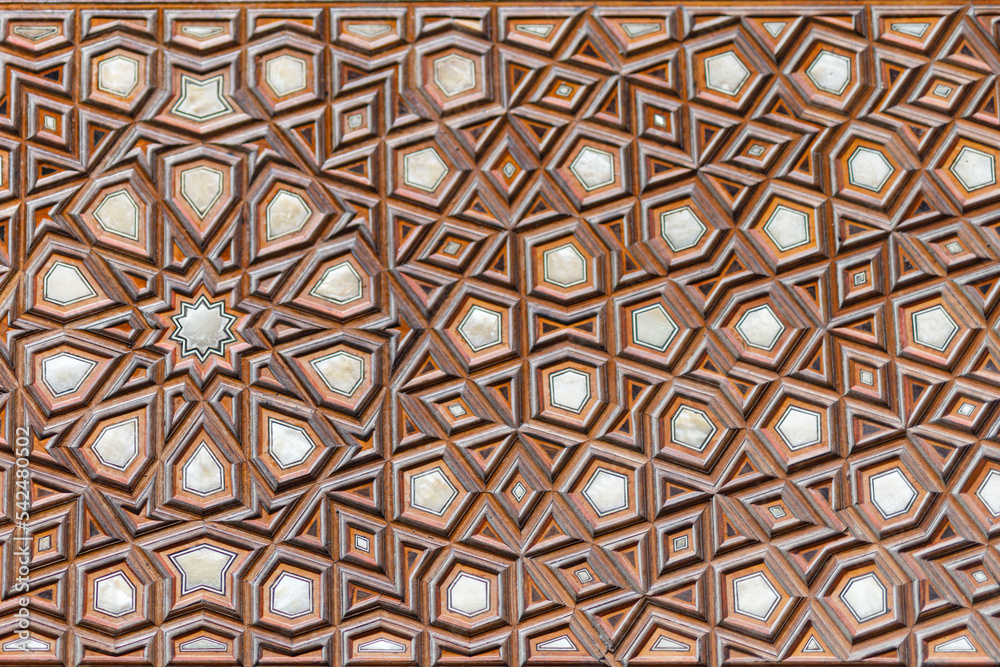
169,295,237,361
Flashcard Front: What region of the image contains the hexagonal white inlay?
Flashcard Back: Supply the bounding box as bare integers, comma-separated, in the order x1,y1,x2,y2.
950,146,996,191
446,572,490,616
265,190,311,240
403,148,448,192
542,244,587,288
310,262,363,305
458,305,502,351
97,55,139,97
92,418,139,470
869,468,917,518
41,352,97,397
734,305,785,351
310,351,365,397
775,406,822,450
631,304,678,351
182,444,224,496
805,50,852,94
267,418,316,469
94,190,140,240
180,166,223,218
94,572,136,617
910,305,958,351
269,572,313,618
569,146,616,191
548,368,591,413
840,573,887,622
763,206,811,251
732,572,780,620
410,468,458,515
169,544,236,594
171,74,233,121
43,261,97,306
847,147,894,192
433,54,477,96
265,55,308,97
704,51,750,95
661,207,707,252
582,467,629,516
670,406,717,451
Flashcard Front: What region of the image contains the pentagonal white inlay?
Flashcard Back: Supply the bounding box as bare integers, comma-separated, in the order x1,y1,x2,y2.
266,190,311,240
94,572,136,617
410,468,458,515
433,54,476,97
734,305,785,351
41,352,97,397
43,262,97,306
733,572,780,620
950,146,996,191
661,207,707,251
910,305,958,351
569,146,615,191
171,75,233,121
310,351,365,396
169,544,236,594
775,406,822,450
631,304,678,351
180,166,224,218
542,244,587,288
269,572,313,618
704,51,750,95
94,190,140,240
310,262,363,305
265,55,308,97
97,55,139,97
840,573,887,622
763,206,811,251
182,444,225,496
92,418,139,470
869,468,917,518
267,418,316,469
670,406,717,451
458,306,502,351
806,50,852,94
403,148,448,192
847,147,894,192
548,368,591,413
446,572,490,616
582,467,629,516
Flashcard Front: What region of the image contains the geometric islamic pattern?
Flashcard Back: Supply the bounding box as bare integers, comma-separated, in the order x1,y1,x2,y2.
4,3,1000,666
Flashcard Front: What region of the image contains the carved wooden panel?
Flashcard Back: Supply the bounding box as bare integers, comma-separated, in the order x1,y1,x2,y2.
3,3,1000,665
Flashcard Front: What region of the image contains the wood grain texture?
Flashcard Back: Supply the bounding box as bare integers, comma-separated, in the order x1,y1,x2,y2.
1,3,999,665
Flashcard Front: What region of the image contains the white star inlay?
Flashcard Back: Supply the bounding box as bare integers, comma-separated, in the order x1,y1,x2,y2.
169,296,237,361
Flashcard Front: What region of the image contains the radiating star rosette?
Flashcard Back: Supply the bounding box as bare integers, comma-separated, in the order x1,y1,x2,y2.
155,288,252,383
